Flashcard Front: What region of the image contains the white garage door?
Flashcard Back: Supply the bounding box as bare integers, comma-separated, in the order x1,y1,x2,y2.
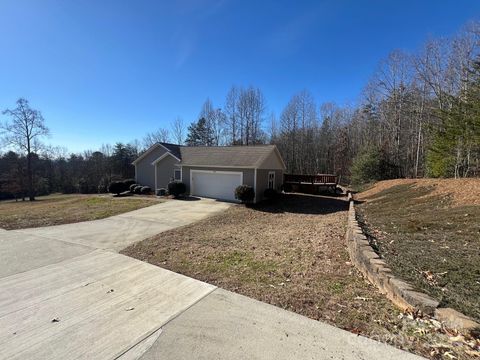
191,170,242,202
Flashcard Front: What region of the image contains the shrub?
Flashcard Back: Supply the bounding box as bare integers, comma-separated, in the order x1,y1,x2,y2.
168,182,186,198
235,185,255,203
123,178,136,187
129,183,138,192
264,188,278,200
156,188,167,196
134,185,143,194
140,186,151,195
97,177,110,193
78,179,97,194
108,181,129,195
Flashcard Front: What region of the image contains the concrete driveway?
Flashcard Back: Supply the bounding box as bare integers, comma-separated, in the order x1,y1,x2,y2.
0,199,423,360
11,198,231,251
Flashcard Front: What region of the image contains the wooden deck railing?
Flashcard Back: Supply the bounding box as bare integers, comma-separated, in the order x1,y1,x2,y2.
284,174,338,185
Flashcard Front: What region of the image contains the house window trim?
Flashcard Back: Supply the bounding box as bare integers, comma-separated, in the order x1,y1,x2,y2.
268,171,275,189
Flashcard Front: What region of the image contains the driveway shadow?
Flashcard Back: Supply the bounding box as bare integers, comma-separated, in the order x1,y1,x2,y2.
251,193,349,215
176,196,202,201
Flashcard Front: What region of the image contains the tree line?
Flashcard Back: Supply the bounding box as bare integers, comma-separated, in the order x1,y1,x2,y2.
1,21,479,200
156,21,480,183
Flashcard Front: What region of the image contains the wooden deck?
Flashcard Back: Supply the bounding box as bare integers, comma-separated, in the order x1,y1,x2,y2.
284,174,338,194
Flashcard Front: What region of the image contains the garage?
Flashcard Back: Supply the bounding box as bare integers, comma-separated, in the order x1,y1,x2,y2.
190,170,242,202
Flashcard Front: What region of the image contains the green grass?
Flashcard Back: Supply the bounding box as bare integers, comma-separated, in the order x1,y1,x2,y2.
357,184,480,321
195,250,279,284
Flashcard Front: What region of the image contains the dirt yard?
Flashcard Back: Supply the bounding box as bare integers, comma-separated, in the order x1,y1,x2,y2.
122,192,475,359
0,194,162,230
356,179,480,324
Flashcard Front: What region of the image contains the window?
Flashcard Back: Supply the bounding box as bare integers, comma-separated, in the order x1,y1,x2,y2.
268,171,275,189
174,169,181,181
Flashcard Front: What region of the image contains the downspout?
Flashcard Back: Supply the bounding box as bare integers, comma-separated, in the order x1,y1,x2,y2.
154,162,157,192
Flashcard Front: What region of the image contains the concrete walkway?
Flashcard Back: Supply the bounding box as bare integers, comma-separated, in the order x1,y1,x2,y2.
0,200,424,360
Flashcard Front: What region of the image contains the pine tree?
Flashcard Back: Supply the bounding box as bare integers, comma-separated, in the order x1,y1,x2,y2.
427,58,480,177
185,118,214,146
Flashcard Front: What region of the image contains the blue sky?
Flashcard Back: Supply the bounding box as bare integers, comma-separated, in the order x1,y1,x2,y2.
1,0,479,152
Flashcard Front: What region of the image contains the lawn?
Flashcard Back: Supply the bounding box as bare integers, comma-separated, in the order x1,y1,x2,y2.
122,192,473,359
356,179,480,323
0,194,162,230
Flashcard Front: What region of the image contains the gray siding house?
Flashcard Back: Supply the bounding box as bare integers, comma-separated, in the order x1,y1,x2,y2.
132,143,286,203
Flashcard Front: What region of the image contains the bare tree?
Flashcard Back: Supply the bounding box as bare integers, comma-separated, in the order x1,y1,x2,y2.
129,139,142,154
277,91,316,173
199,98,216,145
237,87,266,145
171,117,185,145
212,108,227,145
198,99,228,146
225,86,239,144
370,50,414,176
268,112,278,143
1,98,49,201
142,128,170,148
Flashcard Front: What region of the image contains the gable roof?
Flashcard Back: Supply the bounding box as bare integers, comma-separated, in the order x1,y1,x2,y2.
159,142,182,160
179,145,285,169
151,151,181,165
132,142,183,165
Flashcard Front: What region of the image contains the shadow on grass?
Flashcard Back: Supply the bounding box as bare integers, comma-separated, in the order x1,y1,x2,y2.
113,192,133,197
251,193,349,215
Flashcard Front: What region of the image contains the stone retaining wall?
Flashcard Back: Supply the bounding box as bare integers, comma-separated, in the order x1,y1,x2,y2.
346,193,479,331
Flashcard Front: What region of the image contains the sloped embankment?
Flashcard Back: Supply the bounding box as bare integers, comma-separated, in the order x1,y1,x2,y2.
356,179,480,323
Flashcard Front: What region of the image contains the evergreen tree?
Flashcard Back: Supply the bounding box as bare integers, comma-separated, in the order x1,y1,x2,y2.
185,118,214,146
112,143,137,178
427,58,480,178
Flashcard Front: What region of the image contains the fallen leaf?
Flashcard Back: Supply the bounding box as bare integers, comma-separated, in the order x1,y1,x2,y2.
414,328,427,335
444,351,456,359
448,335,465,343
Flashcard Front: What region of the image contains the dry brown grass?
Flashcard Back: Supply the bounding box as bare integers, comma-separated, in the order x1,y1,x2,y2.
357,181,480,323
0,194,162,230
122,193,472,359
357,178,480,206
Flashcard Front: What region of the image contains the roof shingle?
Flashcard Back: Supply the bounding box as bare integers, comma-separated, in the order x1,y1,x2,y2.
179,145,276,168
159,142,182,160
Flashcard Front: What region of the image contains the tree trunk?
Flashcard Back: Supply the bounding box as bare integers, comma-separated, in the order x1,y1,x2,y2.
26,140,35,201
27,153,35,201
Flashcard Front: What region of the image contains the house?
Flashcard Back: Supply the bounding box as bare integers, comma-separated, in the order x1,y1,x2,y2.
132,143,286,203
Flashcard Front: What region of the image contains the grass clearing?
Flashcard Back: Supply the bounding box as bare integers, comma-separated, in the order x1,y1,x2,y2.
0,193,162,230
122,192,473,359
357,180,480,323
